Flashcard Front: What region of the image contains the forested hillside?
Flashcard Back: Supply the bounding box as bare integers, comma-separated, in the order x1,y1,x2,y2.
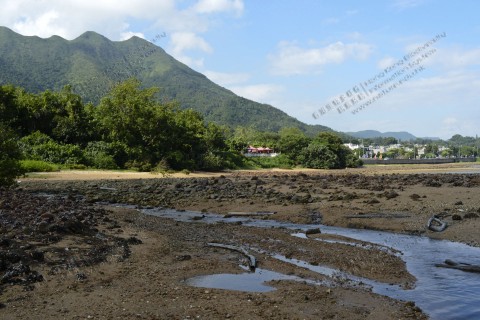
0,26,331,135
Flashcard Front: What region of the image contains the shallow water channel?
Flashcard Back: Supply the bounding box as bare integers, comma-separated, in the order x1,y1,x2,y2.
141,207,480,320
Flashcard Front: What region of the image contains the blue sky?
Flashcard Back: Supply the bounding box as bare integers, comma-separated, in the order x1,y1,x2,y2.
1,0,479,139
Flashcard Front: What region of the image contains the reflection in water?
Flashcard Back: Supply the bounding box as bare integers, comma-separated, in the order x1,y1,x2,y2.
142,207,480,320
185,267,328,292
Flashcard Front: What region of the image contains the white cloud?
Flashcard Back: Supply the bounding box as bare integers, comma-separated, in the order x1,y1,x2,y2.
120,31,145,41
229,84,283,103
175,55,206,69
269,41,373,75
194,0,244,16
171,32,213,56
430,47,480,69
440,117,475,139
12,10,69,38
204,70,250,86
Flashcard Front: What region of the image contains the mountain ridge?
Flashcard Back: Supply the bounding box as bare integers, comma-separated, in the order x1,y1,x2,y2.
0,26,333,136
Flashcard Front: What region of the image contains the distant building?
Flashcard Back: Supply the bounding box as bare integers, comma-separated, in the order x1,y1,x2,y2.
244,146,278,157
343,143,360,150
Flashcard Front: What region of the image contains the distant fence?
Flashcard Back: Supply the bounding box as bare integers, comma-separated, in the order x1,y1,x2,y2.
243,153,279,158
362,157,477,165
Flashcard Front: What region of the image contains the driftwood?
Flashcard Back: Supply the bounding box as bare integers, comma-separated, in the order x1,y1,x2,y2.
224,211,276,218
207,243,257,270
427,215,447,232
345,213,411,219
435,259,480,273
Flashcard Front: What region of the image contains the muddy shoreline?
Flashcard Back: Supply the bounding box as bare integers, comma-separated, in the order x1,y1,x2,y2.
2,166,480,319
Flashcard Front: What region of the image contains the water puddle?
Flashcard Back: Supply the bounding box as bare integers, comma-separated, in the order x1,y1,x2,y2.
185,267,325,293
141,207,480,320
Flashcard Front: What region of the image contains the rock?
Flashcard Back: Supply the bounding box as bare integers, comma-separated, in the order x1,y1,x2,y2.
410,194,421,200
175,255,191,261
384,191,399,199
305,228,321,235
464,212,479,219
454,201,463,205
126,237,143,245
452,214,462,221
424,179,442,187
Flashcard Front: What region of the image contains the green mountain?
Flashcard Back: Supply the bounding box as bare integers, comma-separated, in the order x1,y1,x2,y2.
0,26,332,135
346,130,417,141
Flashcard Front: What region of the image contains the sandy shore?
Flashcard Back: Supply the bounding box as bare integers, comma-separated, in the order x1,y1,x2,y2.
2,163,479,319
21,162,480,180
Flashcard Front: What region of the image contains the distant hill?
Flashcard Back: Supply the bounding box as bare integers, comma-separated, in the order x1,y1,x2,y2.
346,130,417,141
419,137,441,141
0,26,332,136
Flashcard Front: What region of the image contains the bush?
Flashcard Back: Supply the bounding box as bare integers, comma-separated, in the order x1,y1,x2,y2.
20,160,58,172
299,144,339,169
125,160,153,172
19,131,86,165
220,151,247,169
246,154,294,169
345,152,363,168
0,124,23,187
200,152,224,171
84,141,126,169
91,154,118,169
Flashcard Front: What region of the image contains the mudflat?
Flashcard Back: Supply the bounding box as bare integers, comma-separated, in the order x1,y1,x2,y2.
2,163,479,319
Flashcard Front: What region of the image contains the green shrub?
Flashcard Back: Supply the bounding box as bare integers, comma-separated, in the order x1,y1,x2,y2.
19,131,86,165
125,160,153,172
20,160,58,172
84,141,125,169
220,151,247,169
246,154,294,169
345,153,364,168
151,159,171,177
91,154,118,169
200,152,224,171
299,144,339,169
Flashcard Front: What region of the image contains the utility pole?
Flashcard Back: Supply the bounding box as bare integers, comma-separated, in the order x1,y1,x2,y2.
476,135,478,159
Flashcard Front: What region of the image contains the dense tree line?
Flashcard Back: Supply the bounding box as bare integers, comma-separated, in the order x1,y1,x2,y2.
0,79,361,186
227,126,362,169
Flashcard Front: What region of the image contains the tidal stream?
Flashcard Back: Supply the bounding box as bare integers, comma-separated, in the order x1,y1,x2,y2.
141,207,480,320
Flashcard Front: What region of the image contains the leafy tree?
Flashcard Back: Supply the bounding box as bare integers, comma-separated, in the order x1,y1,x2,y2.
277,127,310,162
50,86,94,145
299,132,361,169
95,78,160,148
459,146,476,157
384,148,407,159
0,124,23,187
0,85,21,129
299,144,339,169
425,144,439,156
441,149,453,157
448,134,477,148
